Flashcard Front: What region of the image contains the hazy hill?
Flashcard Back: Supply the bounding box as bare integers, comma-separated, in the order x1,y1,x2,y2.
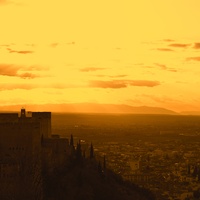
0,103,177,115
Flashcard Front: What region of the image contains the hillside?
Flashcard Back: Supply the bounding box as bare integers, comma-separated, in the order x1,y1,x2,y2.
43,153,155,200
43,141,155,200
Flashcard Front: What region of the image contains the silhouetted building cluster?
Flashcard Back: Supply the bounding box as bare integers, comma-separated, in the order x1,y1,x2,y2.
0,109,69,199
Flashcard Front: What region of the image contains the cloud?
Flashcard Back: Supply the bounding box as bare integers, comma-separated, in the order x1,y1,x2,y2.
0,63,45,79
0,0,9,5
154,63,177,72
0,44,10,47
0,82,79,91
19,72,38,79
0,83,34,91
154,63,167,70
128,80,160,87
156,48,174,52
109,75,127,78
0,0,24,6
194,43,200,49
94,75,106,78
163,39,175,42
169,43,191,48
89,80,160,89
80,67,107,72
50,43,59,48
186,57,200,61
168,69,177,72
0,64,19,76
94,74,127,78
49,83,81,89
89,80,126,89
25,65,49,71
7,48,34,54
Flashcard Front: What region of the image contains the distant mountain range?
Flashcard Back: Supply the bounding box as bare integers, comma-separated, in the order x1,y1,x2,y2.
0,103,179,115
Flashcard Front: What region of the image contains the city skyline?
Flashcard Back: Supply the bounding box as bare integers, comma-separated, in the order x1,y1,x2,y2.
1,0,200,112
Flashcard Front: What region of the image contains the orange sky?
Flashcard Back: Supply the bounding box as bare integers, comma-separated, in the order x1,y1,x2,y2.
0,0,200,112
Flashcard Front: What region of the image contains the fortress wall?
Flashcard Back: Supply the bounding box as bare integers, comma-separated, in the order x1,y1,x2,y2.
0,122,41,159
42,138,69,172
0,111,62,199
0,110,71,198
32,112,51,138
0,121,42,199
0,113,18,122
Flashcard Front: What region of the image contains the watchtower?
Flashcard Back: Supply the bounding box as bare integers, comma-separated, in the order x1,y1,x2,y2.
20,108,26,118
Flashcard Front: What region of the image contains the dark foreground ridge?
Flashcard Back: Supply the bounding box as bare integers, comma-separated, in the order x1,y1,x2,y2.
0,109,155,200
43,145,155,200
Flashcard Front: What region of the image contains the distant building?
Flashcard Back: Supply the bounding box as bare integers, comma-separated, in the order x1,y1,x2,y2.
0,109,69,199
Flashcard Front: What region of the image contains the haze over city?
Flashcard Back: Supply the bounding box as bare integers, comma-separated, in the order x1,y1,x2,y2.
1,0,200,112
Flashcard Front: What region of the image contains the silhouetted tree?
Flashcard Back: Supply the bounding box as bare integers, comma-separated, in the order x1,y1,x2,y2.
69,134,76,159
76,140,82,161
70,134,74,146
90,143,94,159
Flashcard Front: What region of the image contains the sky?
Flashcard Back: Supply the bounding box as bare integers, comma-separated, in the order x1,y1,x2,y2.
0,0,200,112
